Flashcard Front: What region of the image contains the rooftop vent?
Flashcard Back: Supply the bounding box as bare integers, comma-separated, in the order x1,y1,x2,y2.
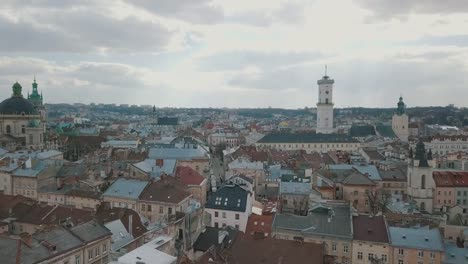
402,235,406,239
425,237,429,242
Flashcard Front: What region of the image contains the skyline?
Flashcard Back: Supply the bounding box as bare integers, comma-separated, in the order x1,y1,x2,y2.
1,0,468,108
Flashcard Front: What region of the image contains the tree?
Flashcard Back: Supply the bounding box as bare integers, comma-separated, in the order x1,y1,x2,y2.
367,189,391,214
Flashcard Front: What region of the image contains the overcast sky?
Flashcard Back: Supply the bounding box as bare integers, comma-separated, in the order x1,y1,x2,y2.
1,0,467,108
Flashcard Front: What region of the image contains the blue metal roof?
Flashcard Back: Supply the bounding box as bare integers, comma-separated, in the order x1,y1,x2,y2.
444,242,468,264
280,181,312,195
133,159,177,178
148,147,207,160
102,178,148,200
329,164,382,181
389,227,444,251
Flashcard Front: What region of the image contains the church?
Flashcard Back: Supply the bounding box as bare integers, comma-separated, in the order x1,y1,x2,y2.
0,79,46,150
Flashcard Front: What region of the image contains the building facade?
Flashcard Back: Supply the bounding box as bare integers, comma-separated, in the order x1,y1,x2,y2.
205,185,252,232
407,139,435,213
392,96,409,142
256,133,360,153
316,73,335,134
0,81,46,150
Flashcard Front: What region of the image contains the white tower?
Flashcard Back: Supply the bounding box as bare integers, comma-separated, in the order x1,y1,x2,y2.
316,68,335,134
407,139,434,213
392,96,409,141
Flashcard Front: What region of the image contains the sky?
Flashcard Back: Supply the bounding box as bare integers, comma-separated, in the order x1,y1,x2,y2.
0,0,467,108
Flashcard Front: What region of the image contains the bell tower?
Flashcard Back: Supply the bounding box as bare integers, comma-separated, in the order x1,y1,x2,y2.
392,96,409,141
316,66,335,134
407,138,434,213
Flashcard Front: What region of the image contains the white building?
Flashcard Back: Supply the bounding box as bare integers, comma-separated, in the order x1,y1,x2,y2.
205,185,252,232
392,96,409,142
207,132,241,148
316,72,335,134
115,236,176,264
256,133,360,153
424,135,468,155
407,139,435,213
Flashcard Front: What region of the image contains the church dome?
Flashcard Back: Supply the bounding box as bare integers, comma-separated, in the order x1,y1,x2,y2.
0,82,37,115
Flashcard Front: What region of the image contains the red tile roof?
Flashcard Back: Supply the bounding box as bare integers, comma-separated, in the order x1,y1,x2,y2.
175,166,206,186
433,171,468,187
229,234,324,264
245,214,273,239
139,175,191,204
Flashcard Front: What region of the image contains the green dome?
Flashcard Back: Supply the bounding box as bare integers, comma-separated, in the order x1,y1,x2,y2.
28,119,41,128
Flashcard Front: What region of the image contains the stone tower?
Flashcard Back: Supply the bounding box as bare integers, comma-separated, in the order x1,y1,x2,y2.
316,68,334,134
392,96,409,142
407,138,434,213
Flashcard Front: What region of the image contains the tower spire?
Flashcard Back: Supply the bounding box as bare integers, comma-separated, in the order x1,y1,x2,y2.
325,65,327,77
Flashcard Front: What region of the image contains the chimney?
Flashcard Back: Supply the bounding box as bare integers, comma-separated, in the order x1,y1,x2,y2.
129,214,133,238
41,240,57,251
15,239,21,264
19,233,32,247
156,159,164,168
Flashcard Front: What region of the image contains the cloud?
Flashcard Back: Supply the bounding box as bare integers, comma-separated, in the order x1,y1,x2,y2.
408,35,468,47
0,8,174,53
123,0,224,24
355,0,468,20
197,50,323,71
226,53,468,107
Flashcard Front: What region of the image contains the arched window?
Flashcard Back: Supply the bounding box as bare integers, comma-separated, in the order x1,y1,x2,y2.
6,125,11,134
421,175,426,189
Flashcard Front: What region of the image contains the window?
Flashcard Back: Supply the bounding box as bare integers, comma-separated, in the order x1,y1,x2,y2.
103,244,107,253
168,207,172,214
6,125,11,134
357,252,363,260
235,213,239,220
398,248,404,255
159,206,163,213
343,244,349,253
147,205,152,212
88,249,93,260
214,222,219,228
222,212,226,218
235,224,239,229
353,191,358,196
21,125,25,134
141,204,146,211
222,223,226,228
365,199,369,206
75,256,81,264
368,253,374,260
421,175,426,189
398,261,403,264
215,211,219,217
331,243,337,252
382,254,387,262
95,247,100,257
430,252,436,259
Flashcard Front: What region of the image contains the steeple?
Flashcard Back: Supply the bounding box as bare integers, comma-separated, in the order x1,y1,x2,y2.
27,77,43,108
396,96,405,115
414,138,429,167
12,82,22,97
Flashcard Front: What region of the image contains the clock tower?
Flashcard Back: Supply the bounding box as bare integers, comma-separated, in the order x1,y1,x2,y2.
316,68,335,134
